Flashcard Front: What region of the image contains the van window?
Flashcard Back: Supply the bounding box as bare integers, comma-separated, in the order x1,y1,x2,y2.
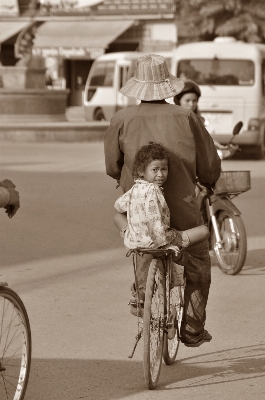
177,59,254,86
89,61,115,87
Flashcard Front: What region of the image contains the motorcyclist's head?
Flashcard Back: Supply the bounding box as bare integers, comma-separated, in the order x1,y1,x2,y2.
174,80,201,113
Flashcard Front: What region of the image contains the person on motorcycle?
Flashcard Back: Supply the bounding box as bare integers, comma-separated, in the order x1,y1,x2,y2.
174,79,226,150
104,54,221,347
174,79,203,119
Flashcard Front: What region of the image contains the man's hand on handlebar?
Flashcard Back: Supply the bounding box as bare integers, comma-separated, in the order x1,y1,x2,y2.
197,180,215,195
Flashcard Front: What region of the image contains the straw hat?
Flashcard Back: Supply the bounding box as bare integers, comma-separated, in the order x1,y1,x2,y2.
120,54,185,101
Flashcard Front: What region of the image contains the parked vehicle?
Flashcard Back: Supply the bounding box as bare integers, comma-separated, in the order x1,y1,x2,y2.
170,37,265,159
83,52,143,121
197,122,251,275
83,51,173,122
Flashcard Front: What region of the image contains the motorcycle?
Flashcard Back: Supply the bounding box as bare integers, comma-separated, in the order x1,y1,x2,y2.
197,122,251,275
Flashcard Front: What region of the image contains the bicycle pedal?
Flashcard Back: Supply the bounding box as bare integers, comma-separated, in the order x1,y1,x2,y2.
128,299,144,307
128,299,144,318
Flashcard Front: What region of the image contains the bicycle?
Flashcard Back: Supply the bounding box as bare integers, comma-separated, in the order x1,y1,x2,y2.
127,247,185,390
0,281,32,400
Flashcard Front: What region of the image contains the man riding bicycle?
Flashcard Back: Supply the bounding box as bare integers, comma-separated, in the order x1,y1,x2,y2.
104,54,221,347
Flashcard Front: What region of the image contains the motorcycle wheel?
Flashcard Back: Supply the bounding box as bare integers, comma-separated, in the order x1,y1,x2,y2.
211,210,247,275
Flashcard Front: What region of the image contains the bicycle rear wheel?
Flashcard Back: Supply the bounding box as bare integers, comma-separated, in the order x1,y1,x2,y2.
143,259,165,390
163,284,184,365
0,286,32,400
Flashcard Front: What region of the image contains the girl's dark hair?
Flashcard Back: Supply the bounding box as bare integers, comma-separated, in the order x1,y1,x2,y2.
132,142,169,179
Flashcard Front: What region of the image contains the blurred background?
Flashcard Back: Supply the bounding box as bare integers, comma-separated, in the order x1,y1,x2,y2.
1,0,265,158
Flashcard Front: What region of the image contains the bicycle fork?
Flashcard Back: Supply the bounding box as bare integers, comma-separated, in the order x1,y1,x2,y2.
207,197,222,250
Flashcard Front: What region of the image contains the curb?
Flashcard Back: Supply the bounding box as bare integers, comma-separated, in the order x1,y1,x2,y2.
0,121,110,142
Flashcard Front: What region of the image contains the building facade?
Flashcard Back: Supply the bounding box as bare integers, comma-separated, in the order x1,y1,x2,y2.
0,0,178,106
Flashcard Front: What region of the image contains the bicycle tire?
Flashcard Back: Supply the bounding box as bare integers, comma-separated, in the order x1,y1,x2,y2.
211,210,247,275
143,258,165,390
163,284,184,365
0,286,32,400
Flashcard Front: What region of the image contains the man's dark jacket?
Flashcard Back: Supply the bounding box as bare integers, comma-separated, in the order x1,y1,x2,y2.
104,102,221,231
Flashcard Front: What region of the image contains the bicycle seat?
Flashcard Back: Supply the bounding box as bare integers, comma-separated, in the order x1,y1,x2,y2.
0,282,8,287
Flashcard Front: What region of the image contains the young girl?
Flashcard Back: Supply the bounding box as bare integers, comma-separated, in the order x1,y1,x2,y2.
114,142,209,317
114,142,183,317
113,142,184,250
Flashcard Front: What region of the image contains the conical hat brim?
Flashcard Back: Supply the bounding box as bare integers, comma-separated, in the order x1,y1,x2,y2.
120,73,184,101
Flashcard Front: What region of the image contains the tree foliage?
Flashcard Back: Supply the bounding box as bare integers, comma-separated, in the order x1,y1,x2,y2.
175,0,265,43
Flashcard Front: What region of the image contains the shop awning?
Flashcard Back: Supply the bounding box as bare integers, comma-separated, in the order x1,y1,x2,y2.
0,21,32,44
33,20,135,59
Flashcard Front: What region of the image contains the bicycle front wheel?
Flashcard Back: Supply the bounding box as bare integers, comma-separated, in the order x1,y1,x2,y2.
143,259,165,390
0,286,32,400
212,210,247,275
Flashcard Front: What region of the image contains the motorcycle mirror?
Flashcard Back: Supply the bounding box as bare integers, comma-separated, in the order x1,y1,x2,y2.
233,121,243,136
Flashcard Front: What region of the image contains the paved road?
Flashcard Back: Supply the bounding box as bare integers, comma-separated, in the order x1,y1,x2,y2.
0,142,265,399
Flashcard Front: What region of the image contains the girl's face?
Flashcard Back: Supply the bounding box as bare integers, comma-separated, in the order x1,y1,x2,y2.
180,92,198,112
142,159,168,186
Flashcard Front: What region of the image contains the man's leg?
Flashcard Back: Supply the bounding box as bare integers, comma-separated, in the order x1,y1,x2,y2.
178,239,211,344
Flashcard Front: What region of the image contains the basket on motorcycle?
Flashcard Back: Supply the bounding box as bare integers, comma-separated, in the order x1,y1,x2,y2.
214,171,251,194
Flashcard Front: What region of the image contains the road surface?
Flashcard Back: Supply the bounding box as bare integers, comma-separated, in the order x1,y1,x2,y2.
0,142,265,399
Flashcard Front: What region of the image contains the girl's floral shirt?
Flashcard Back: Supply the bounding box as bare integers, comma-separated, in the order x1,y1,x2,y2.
114,179,176,249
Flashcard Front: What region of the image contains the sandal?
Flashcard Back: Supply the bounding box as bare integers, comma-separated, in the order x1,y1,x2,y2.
129,298,144,317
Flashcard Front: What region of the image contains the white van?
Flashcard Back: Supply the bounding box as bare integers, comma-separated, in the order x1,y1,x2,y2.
170,37,265,159
83,51,173,122
84,52,144,122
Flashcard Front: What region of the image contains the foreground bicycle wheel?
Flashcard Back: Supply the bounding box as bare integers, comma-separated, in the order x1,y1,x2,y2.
0,286,32,400
212,210,247,275
143,259,165,390
163,284,184,365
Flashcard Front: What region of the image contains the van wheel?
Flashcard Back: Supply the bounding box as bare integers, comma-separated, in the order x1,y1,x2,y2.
94,109,106,121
